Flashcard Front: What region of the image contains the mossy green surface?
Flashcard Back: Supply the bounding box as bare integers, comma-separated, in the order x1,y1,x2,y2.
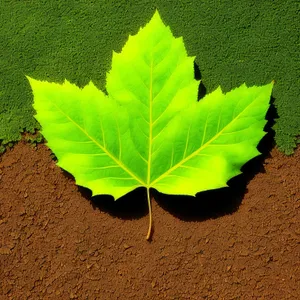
0,0,299,154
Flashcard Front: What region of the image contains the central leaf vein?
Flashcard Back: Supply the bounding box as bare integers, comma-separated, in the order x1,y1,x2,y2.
146,57,154,188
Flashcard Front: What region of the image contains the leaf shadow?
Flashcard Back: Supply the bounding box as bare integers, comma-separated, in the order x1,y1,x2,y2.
77,185,149,220
194,62,206,100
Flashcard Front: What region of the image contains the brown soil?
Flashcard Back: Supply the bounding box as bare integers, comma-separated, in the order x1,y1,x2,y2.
0,140,299,300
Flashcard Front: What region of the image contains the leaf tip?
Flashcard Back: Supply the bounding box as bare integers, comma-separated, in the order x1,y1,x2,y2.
25,75,36,87
153,9,161,19
111,50,118,58
151,9,165,26
63,78,72,86
216,85,223,93
87,80,96,87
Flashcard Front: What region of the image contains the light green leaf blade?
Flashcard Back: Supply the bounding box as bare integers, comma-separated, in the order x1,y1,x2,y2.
151,82,273,195
27,77,146,199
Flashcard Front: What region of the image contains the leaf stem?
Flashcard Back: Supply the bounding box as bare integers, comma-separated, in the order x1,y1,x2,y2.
146,187,153,240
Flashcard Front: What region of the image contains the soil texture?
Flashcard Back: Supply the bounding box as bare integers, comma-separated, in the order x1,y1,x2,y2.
0,141,299,299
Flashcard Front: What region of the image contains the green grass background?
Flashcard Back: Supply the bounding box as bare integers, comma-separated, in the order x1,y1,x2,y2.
0,0,299,154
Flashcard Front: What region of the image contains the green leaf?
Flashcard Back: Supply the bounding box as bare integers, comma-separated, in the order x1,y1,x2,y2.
27,10,273,239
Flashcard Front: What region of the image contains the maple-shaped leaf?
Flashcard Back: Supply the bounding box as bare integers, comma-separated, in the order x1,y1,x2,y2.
27,11,273,239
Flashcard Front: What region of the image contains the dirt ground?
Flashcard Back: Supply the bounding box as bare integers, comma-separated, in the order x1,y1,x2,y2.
0,139,299,299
